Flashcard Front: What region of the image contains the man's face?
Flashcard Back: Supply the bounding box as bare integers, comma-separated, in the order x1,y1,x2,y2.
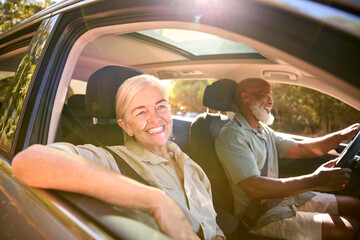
248,83,274,125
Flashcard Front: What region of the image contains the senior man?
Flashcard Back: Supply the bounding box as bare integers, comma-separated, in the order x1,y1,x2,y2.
215,78,360,240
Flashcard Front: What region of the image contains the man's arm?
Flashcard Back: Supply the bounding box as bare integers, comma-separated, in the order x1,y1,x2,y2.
283,123,360,159
239,159,351,199
12,144,199,240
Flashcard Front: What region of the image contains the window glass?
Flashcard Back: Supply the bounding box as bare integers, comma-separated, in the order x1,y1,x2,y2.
271,83,360,137
138,29,257,56
0,17,57,153
0,74,14,104
163,79,215,118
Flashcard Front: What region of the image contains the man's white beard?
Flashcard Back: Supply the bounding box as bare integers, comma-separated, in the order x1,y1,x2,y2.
250,101,274,126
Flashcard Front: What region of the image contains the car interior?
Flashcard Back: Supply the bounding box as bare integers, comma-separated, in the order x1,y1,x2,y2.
1,18,360,239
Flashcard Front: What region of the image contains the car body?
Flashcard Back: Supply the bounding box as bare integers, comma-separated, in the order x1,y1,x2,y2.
0,0,359,239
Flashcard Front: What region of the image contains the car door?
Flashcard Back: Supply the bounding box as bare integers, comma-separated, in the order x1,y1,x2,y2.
0,14,112,239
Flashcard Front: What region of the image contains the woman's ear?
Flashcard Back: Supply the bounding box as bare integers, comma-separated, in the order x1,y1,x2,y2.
117,119,134,136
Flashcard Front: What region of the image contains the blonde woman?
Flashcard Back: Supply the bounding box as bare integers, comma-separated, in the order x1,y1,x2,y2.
13,74,225,240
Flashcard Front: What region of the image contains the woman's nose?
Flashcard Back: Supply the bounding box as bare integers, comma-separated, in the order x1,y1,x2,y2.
147,109,161,123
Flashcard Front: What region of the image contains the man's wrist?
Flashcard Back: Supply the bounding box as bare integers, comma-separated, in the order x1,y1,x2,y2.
307,173,318,191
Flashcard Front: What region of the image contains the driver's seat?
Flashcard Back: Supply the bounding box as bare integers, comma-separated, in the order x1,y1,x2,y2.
189,78,237,214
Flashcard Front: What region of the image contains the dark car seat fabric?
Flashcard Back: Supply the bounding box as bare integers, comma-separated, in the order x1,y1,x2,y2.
203,78,237,112
64,66,143,146
58,94,92,140
172,119,191,150
188,79,239,238
189,78,237,213
190,112,232,212
85,65,143,119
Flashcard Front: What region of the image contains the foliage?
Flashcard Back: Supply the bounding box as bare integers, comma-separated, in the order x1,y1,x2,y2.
271,83,360,137
167,80,360,137
168,80,214,115
0,0,51,33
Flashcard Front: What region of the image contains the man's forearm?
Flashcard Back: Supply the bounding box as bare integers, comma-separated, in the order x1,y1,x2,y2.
240,160,350,199
285,124,360,159
239,174,314,199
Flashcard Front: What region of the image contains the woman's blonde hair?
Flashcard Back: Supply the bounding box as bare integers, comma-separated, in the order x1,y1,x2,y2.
115,74,168,121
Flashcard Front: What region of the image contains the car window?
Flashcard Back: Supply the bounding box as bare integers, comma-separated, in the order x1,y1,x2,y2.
271,83,360,138
164,79,215,118
0,74,14,107
0,18,57,155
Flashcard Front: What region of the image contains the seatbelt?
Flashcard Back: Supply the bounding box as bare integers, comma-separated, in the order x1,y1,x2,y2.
240,137,283,229
62,105,149,186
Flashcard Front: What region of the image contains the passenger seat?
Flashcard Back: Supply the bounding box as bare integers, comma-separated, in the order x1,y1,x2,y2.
64,65,143,146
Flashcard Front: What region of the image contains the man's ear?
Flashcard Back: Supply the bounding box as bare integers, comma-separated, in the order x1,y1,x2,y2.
117,119,134,136
241,92,250,102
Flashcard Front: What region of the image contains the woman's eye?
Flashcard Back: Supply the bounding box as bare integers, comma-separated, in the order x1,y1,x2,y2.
156,104,168,112
135,110,146,117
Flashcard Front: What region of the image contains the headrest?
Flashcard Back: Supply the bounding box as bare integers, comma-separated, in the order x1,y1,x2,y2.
203,78,237,112
86,66,143,119
68,94,85,109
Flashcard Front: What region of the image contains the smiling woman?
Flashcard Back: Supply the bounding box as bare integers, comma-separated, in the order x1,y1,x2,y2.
12,73,226,240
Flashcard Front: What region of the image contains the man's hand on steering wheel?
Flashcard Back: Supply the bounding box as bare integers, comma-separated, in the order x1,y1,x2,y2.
341,123,360,141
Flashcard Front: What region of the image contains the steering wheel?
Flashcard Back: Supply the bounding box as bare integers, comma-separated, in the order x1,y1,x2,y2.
335,131,360,168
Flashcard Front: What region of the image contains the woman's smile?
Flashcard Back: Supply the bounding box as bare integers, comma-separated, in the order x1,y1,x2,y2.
146,125,165,134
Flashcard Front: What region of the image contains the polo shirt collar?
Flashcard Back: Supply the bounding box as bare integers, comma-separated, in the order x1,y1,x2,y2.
234,112,267,140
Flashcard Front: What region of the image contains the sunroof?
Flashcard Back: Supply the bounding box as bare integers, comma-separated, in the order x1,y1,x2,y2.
138,29,257,56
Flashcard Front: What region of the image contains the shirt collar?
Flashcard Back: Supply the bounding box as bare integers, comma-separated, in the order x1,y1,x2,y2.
234,112,255,131
125,138,168,165
234,112,267,140
124,138,186,165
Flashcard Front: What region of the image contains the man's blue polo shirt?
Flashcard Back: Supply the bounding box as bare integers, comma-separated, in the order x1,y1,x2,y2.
215,112,314,229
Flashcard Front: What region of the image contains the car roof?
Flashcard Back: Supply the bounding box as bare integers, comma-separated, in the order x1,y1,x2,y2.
1,0,360,110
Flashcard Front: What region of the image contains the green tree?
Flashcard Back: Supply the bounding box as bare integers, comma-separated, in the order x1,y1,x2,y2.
0,0,51,33
168,80,214,115
271,83,360,137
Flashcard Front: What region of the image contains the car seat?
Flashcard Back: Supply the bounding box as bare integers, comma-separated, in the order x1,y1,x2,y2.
189,78,238,213
57,94,91,140
63,65,191,149
189,78,239,236
63,65,143,146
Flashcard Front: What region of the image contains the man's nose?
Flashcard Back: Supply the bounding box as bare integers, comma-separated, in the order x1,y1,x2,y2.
268,96,274,106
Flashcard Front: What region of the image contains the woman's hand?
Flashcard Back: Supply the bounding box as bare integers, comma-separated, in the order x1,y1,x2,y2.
150,191,200,240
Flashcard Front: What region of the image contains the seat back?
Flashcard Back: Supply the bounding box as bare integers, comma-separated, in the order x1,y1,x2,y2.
189,78,237,213
64,66,143,146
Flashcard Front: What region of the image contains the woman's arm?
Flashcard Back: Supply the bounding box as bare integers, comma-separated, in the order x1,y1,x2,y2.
12,144,199,240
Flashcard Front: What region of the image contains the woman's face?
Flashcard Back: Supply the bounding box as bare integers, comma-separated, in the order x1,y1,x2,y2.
118,85,173,148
